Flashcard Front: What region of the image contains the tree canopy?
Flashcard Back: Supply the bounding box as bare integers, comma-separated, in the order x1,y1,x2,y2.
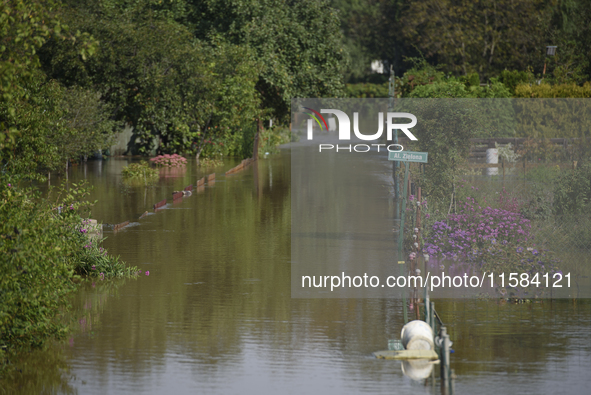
189,0,348,121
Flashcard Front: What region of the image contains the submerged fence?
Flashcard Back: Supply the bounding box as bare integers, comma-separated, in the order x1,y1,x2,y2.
423,286,455,394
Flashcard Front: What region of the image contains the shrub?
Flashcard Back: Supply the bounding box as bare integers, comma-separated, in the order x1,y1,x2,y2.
514,82,591,98
0,176,137,372
258,126,291,156
553,162,591,217
499,69,534,94
516,138,563,162
74,222,138,278
345,82,389,98
1,178,76,361
423,194,560,296
121,162,159,179
424,197,533,258
496,142,520,163
149,154,187,167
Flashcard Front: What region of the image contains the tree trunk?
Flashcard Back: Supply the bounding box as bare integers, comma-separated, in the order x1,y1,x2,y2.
195,145,203,160
195,114,212,161
253,118,262,160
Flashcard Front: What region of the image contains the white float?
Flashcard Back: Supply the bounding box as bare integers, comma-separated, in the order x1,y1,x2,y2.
401,320,434,350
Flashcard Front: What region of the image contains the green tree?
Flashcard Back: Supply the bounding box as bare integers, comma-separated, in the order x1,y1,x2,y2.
0,0,96,155
401,0,552,78
400,99,484,206
42,5,260,157
1,72,69,177
189,0,348,121
60,86,119,161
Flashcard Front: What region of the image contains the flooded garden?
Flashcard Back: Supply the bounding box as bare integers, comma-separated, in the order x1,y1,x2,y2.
1,149,589,394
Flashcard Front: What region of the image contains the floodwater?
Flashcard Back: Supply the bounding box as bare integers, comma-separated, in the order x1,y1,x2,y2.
2,150,590,394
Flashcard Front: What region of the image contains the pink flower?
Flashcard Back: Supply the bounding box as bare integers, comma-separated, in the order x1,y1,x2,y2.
92,265,96,270
145,271,150,276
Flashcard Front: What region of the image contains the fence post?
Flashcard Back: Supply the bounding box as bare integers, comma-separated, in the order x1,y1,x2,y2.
424,286,430,330
439,326,452,383
431,301,436,333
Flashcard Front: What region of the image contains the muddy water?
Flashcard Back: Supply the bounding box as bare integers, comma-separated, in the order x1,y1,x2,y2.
2,152,590,394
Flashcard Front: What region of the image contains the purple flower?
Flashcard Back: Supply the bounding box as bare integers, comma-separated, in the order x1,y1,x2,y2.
145,271,150,276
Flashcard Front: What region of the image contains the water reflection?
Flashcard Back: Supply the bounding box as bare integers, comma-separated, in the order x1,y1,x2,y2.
401,359,434,380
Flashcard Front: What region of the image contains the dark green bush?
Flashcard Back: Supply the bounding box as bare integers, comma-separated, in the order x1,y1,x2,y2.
345,82,389,98
553,163,591,217
121,162,158,179
0,175,136,372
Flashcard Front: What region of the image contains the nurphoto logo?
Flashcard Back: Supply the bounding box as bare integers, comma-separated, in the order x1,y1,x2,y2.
303,108,418,153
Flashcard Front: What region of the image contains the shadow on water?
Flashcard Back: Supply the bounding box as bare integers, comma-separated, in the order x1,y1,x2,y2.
1,153,590,394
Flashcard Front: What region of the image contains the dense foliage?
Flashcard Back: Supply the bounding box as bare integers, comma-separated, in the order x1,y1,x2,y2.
336,0,591,84
401,100,483,203
190,0,348,122
0,176,136,371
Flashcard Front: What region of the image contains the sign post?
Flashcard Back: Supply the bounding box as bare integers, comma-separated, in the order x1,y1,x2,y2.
388,151,428,163
389,151,428,323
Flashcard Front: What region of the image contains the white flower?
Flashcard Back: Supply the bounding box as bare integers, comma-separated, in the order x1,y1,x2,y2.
412,234,417,240
415,269,421,275
423,254,430,262
414,228,419,233
413,242,419,248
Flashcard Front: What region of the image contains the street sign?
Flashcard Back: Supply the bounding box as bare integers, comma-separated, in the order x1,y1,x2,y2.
388,151,428,163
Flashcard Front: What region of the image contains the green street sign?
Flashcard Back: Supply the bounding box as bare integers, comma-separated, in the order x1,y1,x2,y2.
388,151,428,163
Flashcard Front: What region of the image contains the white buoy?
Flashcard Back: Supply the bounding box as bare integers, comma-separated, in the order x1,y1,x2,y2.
486,148,499,176
401,320,434,350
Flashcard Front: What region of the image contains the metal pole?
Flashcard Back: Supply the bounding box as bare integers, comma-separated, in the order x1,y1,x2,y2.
398,162,410,323
439,326,451,383
389,66,400,219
